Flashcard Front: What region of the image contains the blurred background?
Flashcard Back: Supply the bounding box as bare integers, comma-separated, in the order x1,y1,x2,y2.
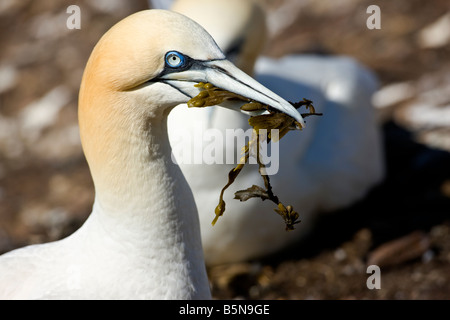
0,0,449,299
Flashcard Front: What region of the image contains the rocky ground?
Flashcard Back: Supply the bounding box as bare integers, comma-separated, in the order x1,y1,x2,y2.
0,0,449,299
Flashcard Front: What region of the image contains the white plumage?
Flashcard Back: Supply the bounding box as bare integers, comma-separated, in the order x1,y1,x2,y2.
0,9,303,299
166,0,385,265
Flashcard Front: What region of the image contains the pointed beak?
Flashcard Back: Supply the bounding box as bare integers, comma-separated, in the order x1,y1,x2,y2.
160,59,305,127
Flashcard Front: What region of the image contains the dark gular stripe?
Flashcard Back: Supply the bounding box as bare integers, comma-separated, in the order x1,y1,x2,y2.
160,80,194,99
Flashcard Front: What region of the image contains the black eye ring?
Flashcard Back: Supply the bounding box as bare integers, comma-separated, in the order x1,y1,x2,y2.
165,51,185,68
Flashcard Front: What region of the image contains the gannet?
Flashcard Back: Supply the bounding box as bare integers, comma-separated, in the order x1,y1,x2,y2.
0,10,303,299
165,0,385,265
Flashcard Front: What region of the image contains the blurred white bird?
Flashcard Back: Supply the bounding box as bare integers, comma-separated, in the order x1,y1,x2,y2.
153,0,385,265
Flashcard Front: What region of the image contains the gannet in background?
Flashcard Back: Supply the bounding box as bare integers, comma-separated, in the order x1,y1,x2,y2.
0,10,303,299
165,0,385,265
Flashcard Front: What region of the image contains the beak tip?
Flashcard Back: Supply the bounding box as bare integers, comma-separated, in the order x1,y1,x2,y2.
284,104,305,129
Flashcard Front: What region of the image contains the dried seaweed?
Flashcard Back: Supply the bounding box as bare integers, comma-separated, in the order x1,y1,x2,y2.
187,82,247,108
188,83,322,231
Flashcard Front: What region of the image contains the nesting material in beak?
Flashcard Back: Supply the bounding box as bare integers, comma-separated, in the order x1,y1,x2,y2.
188,82,322,231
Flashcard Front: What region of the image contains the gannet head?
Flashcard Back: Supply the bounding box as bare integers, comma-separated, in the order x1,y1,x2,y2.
80,10,302,126
171,0,267,75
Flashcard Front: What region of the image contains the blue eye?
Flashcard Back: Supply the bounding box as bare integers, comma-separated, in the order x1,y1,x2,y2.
165,51,185,68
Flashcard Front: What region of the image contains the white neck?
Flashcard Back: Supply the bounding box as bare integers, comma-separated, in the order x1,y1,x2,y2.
78,97,211,299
